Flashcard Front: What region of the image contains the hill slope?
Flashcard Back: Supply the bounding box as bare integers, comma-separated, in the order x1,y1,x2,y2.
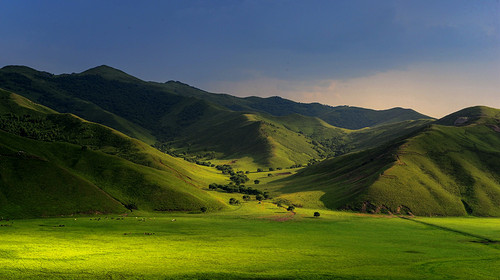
270,106,500,216
0,65,432,168
0,88,226,218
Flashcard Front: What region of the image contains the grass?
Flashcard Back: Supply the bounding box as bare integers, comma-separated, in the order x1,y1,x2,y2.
267,106,500,216
0,66,432,168
365,121,500,216
0,204,498,279
0,89,228,218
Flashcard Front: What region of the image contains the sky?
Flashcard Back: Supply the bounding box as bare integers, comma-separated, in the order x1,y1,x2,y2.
1,0,499,118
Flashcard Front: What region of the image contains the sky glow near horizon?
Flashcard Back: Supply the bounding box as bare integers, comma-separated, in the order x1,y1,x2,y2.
1,0,499,118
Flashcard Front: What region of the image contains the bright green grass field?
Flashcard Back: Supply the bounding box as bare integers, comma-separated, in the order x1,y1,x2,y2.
0,203,499,280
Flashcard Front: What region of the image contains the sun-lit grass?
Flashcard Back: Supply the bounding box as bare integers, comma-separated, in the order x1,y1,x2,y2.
0,206,498,279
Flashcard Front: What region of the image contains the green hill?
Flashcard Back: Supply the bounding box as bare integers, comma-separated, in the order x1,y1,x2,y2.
0,65,431,168
270,106,500,216
0,88,226,218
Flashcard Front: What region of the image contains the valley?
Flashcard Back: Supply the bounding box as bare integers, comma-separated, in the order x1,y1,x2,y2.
0,65,498,279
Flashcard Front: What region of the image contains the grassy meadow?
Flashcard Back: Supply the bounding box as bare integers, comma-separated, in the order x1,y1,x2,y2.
0,201,499,280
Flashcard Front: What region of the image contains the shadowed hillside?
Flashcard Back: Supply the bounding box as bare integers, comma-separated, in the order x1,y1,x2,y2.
0,88,226,218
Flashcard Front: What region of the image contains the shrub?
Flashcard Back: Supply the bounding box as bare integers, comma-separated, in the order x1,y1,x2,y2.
314,212,320,217
200,207,207,213
287,206,295,212
255,194,264,201
125,203,138,211
254,179,260,184
229,198,240,205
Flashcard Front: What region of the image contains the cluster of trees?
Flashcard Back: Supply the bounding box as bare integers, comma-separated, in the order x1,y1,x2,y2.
208,183,269,199
312,136,353,158
153,142,217,167
229,171,250,185
0,113,63,142
256,167,282,172
216,164,235,175
229,198,240,205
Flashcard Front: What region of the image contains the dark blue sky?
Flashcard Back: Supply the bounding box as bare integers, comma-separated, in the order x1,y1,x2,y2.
1,0,499,117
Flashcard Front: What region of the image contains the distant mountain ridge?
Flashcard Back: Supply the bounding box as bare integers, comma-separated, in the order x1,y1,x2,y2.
0,65,432,167
163,80,430,129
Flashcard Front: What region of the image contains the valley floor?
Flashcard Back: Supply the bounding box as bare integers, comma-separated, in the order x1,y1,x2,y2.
0,201,499,279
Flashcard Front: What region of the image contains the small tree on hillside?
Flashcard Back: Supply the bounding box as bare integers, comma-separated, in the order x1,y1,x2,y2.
254,179,260,184
314,212,320,217
287,205,295,212
200,207,207,213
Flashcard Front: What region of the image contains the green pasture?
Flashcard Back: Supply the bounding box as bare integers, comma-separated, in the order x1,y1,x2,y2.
0,203,498,279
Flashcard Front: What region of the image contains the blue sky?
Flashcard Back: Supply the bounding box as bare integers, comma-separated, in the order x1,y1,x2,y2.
1,0,499,117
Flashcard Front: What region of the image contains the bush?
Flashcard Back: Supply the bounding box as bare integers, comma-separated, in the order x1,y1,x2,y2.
255,194,264,201
242,195,251,201
230,172,249,185
229,198,240,205
254,179,260,184
314,212,320,217
125,203,138,211
257,168,263,172
200,207,207,213
287,206,295,212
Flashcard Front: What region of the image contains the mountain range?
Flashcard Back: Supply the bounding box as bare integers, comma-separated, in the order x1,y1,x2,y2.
0,65,498,217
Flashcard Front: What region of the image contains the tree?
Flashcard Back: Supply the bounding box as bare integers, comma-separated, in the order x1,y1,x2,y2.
200,207,207,213
255,194,264,201
229,198,240,205
287,205,295,212
314,212,320,217
269,167,275,171
257,168,263,172
242,195,251,201
254,179,260,184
